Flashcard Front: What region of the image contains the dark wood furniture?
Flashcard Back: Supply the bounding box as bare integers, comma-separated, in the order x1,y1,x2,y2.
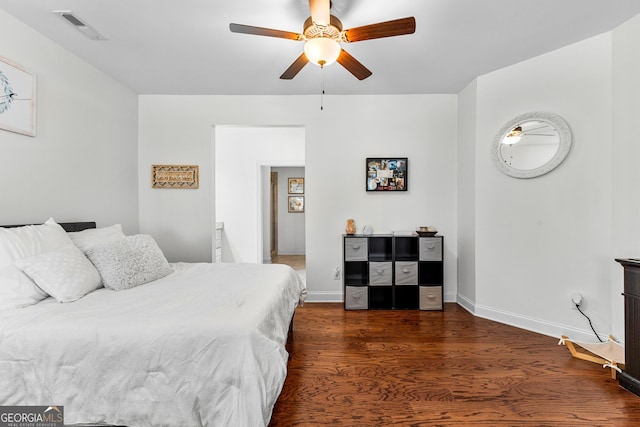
343,234,443,310
615,258,640,397
1,221,96,232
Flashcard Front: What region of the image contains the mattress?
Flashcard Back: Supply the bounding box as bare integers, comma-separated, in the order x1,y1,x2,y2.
0,262,306,426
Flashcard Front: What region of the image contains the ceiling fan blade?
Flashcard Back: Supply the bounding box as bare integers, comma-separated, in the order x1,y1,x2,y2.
336,49,372,80
280,53,310,79
343,17,416,42
230,23,303,41
309,0,330,26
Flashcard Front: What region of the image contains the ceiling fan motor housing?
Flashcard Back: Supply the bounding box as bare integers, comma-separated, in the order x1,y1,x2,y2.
303,15,343,41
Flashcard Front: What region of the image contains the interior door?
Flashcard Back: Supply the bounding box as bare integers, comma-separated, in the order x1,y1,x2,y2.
270,171,278,258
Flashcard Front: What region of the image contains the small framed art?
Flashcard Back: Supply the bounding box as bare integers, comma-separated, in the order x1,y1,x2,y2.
288,196,304,213
288,177,304,194
366,157,407,191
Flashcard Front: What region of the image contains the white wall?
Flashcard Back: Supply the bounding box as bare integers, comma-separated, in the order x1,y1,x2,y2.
273,167,306,256
0,9,138,232
470,33,613,342
611,13,640,340
214,126,305,264
138,94,458,302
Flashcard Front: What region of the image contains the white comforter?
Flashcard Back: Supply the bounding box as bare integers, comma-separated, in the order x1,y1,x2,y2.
0,262,306,426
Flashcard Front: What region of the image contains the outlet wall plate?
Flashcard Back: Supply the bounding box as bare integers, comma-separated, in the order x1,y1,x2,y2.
571,292,583,309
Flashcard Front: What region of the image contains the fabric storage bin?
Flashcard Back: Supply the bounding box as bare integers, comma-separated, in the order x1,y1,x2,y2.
345,237,368,261
419,286,443,310
419,237,442,261
395,261,418,285
369,262,392,285
345,286,368,310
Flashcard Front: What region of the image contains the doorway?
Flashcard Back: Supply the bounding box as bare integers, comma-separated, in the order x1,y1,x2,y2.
270,171,278,259
269,166,306,277
214,125,305,264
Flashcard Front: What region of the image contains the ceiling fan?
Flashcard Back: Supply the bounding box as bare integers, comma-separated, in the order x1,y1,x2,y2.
229,0,416,80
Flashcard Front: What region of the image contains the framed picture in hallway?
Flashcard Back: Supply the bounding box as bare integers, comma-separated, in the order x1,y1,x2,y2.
288,178,304,194
288,196,304,213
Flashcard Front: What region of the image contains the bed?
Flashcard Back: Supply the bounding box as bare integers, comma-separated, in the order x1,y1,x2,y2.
0,219,306,426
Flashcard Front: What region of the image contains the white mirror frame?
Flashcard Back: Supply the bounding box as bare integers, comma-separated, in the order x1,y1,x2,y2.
491,111,572,179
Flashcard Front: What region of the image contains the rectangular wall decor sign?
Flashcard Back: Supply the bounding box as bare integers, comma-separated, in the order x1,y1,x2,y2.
366,157,408,191
152,165,199,189
0,56,36,137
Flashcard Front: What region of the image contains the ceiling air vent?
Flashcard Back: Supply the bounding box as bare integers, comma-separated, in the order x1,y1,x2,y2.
53,10,107,41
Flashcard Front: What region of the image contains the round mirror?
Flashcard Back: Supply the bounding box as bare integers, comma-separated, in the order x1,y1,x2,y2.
491,111,572,179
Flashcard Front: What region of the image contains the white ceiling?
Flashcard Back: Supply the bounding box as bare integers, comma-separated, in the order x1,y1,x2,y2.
2,0,640,95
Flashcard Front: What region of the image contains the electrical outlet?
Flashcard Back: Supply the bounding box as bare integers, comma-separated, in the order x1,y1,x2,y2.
333,267,341,280
571,293,583,310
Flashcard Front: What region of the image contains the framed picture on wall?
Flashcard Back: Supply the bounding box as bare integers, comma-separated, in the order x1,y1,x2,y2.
288,196,304,213
0,56,37,137
366,157,408,191
151,164,199,189
288,177,304,194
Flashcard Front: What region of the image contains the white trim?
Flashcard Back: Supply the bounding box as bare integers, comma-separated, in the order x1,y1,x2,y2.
463,299,608,343
306,290,459,305
305,291,343,303
443,291,457,303
456,293,476,314
304,290,611,344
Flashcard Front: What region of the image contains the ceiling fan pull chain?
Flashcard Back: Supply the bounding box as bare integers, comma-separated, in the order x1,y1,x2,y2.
320,62,325,110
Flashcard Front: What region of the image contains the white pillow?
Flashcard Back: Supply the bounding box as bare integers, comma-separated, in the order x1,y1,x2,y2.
0,218,74,309
85,234,173,291
0,265,49,309
0,218,73,263
68,224,126,252
15,245,102,303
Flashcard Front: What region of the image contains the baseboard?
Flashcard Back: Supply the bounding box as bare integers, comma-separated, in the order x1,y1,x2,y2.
306,291,601,342
444,291,457,303
306,290,458,305
460,297,605,343
456,293,475,314
305,291,343,303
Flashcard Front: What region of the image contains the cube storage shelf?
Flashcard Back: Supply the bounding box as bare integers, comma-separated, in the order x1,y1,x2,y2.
343,234,444,310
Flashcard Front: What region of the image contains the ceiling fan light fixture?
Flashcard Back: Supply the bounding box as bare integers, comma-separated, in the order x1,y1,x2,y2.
503,126,523,144
304,37,341,67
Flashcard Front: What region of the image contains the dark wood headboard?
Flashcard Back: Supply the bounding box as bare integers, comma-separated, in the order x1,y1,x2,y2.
0,222,96,232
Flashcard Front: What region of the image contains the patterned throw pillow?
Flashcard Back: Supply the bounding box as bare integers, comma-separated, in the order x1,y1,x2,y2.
85,234,173,291
15,245,102,303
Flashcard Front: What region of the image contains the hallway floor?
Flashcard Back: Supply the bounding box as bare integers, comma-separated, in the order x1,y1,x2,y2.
271,254,305,270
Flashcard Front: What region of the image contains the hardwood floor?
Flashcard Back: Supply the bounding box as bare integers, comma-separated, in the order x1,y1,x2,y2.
272,254,306,270
269,303,640,426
